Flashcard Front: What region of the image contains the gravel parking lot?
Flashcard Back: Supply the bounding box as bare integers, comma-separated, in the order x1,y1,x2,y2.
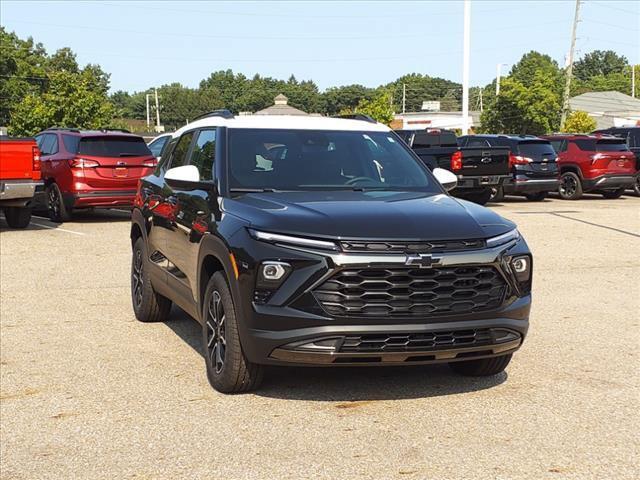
1,196,639,480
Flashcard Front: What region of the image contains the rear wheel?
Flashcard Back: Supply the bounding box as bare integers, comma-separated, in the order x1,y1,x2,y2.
634,175,640,197
4,206,32,228
558,172,583,200
449,354,512,376
47,183,72,223
490,187,504,202
131,237,171,322
461,189,492,206
524,191,548,201
203,272,264,393
601,188,625,199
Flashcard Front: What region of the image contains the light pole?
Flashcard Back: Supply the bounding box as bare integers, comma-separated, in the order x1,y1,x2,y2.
496,63,507,96
461,0,471,135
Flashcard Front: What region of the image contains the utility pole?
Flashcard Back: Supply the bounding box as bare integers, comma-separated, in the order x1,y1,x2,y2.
560,0,581,130
479,89,483,112
496,63,506,96
461,0,471,134
145,93,151,130
154,88,161,130
402,83,406,114
632,65,636,98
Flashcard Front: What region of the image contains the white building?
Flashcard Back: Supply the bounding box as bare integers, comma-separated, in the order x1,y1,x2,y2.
569,91,640,129
393,111,480,131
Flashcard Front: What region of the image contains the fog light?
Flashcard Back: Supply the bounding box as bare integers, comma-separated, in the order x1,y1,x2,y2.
512,257,528,273
263,263,286,280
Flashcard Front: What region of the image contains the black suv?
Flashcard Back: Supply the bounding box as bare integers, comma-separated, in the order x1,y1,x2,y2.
130,112,532,393
458,135,560,201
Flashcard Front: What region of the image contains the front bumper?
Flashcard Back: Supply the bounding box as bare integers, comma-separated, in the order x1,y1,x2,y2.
231,232,532,367
503,177,560,194
582,174,635,191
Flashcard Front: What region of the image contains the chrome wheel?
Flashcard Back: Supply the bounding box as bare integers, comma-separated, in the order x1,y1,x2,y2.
206,291,226,374
132,248,144,308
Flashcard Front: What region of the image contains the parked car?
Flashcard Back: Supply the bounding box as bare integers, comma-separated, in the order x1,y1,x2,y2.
395,128,511,205
0,136,43,228
542,134,636,200
458,135,559,201
147,133,172,159
591,126,640,196
131,111,532,393
36,128,158,222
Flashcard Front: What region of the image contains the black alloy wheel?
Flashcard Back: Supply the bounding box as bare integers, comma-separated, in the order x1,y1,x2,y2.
634,175,640,197
47,183,71,222
206,291,227,374
131,237,171,323
558,172,582,200
132,247,144,310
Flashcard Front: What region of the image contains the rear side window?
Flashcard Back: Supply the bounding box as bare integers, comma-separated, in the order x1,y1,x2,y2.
62,134,80,154
516,141,556,159
629,130,639,148
78,136,151,157
548,139,567,153
148,136,169,157
573,139,595,151
595,139,629,152
39,133,59,156
189,129,215,181
169,132,194,169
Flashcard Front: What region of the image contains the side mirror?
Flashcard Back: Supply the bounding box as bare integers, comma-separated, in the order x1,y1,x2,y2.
433,167,457,192
165,165,214,191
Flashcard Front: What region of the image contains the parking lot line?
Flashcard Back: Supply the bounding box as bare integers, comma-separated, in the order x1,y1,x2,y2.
551,213,640,238
30,221,85,236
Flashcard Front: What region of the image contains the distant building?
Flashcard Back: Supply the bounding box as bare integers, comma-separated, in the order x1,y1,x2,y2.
255,94,308,116
569,91,640,129
392,111,480,131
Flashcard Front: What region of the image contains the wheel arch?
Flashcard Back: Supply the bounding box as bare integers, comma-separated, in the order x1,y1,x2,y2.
559,164,583,178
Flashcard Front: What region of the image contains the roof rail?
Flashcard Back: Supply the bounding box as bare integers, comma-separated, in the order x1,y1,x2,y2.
99,128,131,133
193,109,235,121
333,114,377,124
45,127,81,133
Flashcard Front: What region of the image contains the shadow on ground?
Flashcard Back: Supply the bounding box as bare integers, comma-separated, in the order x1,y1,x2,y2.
163,307,508,402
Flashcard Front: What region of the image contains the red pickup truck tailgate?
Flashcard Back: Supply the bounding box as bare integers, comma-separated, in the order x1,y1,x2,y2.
0,137,40,181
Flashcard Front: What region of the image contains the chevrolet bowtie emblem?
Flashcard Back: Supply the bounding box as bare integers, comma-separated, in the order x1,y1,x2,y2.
405,253,441,268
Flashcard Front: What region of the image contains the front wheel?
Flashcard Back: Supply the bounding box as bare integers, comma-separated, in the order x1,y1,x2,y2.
634,175,640,197
203,272,263,393
131,237,171,322
4,206,32,228
449,354,512,376
558,172,583,200
601,188,625,199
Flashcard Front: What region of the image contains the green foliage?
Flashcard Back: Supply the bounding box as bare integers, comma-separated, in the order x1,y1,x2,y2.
509,51,563,93
385,73,461,112
574,50,628,81
561,110,596,133
321,84,374,116
352,91,394,125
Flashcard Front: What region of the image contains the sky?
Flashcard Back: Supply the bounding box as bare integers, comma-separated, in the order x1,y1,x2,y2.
1,0,638,94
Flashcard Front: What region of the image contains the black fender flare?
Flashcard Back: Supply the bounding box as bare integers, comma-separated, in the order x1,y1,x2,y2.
559,163,584,178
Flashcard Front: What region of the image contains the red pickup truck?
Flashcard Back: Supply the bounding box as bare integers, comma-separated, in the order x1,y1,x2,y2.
0,136,43,228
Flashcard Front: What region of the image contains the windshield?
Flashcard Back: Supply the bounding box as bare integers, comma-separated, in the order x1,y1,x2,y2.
78,136,152,157
227,129,439,192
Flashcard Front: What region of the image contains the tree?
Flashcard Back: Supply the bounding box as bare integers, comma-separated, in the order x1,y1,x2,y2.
509,51,563,94
561,110,596,133
384,73,461,113
351,91,394,125
574,50,628,81
480,73,561,135
320,84,374,116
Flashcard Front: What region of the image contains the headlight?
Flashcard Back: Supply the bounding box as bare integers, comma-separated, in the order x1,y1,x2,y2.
486,229,520,248
511,255,531,283
248,229,338,251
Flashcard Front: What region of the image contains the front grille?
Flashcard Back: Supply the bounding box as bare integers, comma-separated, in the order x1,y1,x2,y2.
340,329,494,352
340,239,485,253
313,266,507,317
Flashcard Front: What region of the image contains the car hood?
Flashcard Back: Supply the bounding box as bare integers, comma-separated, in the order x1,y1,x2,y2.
223,191,515,240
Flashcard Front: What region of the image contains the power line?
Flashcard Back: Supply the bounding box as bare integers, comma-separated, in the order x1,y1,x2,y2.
589,1,640,15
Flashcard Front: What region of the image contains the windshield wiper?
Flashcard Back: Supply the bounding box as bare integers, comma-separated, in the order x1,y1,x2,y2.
229,188,280,193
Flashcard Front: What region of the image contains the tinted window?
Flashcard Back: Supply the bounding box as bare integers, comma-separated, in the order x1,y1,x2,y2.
629,130,640,148
169,132,194,169
466,137,491,148
412,131,458,148
516,141,556,158
228,129,438,192
148,135,169,157
189,129,215,180
548,139,567,153
78,136,151,157
574,139,595,151
62,134,80,154
39,133,58,156
595,139,629,152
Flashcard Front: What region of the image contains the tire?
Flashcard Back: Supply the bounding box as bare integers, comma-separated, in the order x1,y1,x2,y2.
448,354,512,376
131,237,171,323
490,186,504,202
461,189,492,206
558,172,583,200
524,191,548,202
47,183,72,223
634,175,640,197
4,206,32,228
601,188,625,199
202,272,264,393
